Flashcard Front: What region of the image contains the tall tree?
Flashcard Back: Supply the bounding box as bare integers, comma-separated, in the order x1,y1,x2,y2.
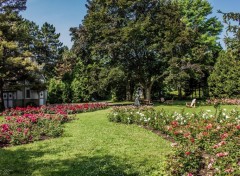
72,0,192,101
0,0,40,110
165,0,222,99
35,22,63,79
220,11,240,57
208,11,240,98
0,0,26,13
208,51,240,98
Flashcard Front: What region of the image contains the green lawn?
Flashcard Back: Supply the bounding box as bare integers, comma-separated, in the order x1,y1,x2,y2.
1,103,238,176
153,102,239,114
0,109,171,176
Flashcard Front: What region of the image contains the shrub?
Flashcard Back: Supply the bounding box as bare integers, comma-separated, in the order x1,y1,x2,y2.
108,107,240,175
0,113,70,145
1,103,108,116
0,103,108,146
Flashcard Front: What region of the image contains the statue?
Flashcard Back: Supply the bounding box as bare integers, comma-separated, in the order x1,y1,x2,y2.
134,87,142,106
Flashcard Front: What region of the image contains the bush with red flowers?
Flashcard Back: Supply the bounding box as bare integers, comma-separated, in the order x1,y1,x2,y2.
108,107,240,175
0,103,108,147
1,103,108,116
206,98,240,105
0,113,67,145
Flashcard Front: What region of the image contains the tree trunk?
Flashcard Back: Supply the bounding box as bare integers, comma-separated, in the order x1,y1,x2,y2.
199,84,201,99
126,80,131,101
145,85,152,101
178,87,182,99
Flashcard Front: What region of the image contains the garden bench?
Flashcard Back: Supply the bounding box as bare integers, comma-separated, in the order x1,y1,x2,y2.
186,99,196,108
141,99,153,105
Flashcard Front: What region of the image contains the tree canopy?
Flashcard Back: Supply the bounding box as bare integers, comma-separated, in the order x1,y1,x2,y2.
70,0,223,101
208,11,240,98
0,0,64,109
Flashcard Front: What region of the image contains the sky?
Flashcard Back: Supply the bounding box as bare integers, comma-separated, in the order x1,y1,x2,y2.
21,0,240,48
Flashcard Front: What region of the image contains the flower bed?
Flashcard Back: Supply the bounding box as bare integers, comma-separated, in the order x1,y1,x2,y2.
0,103,108,147
207,98,240,105
1,102,108,116
108,106,240,175
0,113,70,146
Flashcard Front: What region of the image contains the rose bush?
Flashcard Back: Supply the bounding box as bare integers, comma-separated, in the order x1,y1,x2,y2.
0,103,108,146
1,103,108,116
207,98,240,105
108,107,240,175
0,113,70,145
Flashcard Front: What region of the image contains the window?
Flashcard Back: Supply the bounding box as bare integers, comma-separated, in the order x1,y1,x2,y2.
39,91,44,98
26,89,31,99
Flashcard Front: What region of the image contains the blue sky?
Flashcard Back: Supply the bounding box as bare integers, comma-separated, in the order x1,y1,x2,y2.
21,0,240,48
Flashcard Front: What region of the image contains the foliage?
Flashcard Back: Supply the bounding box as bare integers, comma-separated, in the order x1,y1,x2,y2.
206,98,240,105
0,0,41,110
208,11,240,98
0,103,108,146
71,78,89,102
71,0,195,101
208,51,240,98
98,67,127,101
35,22,64,79
56,48,77,81
16,19,65,80
47,78,66,104
165,0,222,98
0,0,27,13
1,103,108,116
219,11,240,57
0,113,69,145
108,106,240,175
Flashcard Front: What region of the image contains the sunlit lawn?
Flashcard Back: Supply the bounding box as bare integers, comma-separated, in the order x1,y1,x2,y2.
0,109,171,176
0,101,239,175
153,101,239,114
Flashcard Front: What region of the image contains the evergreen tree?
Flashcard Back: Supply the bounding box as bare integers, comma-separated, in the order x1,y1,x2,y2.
0,0,27,13
208,51,240,98
0,0,40,110
35,22,63,79
219,11,240,58
208,11,240,98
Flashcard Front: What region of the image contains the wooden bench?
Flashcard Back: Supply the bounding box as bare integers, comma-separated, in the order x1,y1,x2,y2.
141,99,153,105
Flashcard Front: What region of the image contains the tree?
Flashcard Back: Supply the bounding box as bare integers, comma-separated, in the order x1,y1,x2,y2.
165,0,222,99
35,22,63,79
0,0,27,13
47,78,66,104
0,0,40,110
219,11,240,58
208,51,240,98
208,11,240,98
55,48,76,81
72,0,193,101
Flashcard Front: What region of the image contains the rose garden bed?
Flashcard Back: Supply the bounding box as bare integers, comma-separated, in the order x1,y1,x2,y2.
0,103,108,147
108,106,240,175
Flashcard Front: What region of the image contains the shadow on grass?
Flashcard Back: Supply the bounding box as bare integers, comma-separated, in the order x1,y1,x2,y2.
0,146,139,176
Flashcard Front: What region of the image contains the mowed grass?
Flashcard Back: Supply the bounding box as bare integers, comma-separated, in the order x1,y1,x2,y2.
0,109,171,176
153,102,239,114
